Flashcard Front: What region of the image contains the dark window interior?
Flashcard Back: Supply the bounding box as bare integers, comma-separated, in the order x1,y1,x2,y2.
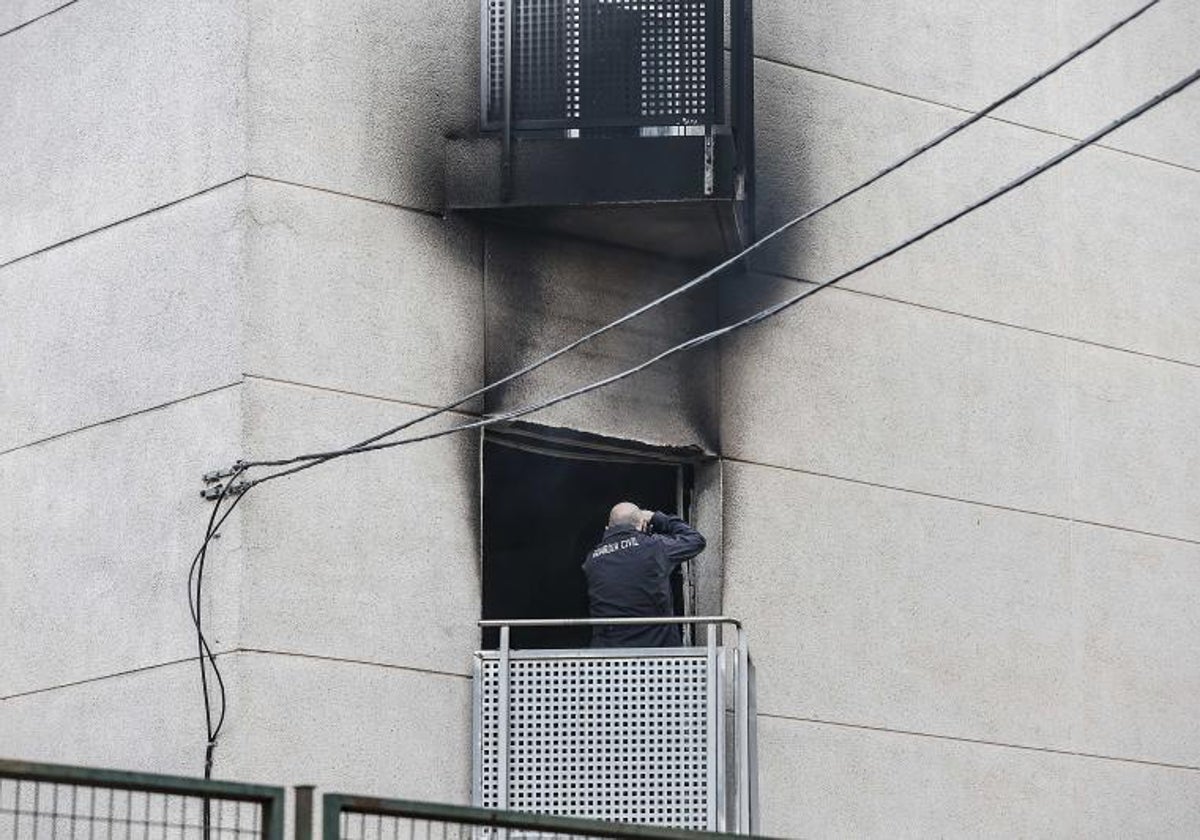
482,436,692,649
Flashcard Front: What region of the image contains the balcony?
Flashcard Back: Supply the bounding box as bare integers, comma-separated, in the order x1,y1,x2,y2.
447,0,755,261
473,617,756,833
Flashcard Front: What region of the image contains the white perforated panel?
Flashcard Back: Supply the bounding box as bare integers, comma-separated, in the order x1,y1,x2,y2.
477,653,715,829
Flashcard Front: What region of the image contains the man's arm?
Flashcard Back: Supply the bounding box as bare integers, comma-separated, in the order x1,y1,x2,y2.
646,511,706,565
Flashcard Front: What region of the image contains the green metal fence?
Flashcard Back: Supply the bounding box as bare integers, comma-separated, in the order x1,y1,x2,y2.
322,795,758,840
1,762,763,840
0,761,284,840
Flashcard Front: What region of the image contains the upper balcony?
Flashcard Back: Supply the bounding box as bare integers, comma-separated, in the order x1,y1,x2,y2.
447,0,755,261
473,617,757,833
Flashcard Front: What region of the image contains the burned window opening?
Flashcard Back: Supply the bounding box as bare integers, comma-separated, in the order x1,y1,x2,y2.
481,427,698,650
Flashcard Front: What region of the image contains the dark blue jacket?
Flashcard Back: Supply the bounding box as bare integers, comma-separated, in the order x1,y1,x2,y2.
582,512,706,648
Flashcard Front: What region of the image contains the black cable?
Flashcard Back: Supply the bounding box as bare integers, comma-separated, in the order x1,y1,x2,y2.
187,468,250,777
237,0,1163,477
239,65,1200,483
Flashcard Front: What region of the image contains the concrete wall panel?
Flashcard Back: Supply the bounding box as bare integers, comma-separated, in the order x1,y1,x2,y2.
0,663,210,776
756,716,1200,839
753,0,1200,168
0,388,244,698
247,0,477,212
722,460,1200,768
0,0,246,264
243,179,483,409
752,62,1200,367
720,277,1072,518
220,652,471,799
751,59,1071,337
0,183,245,452
1068,343,1200,541
484,226,719,450
722,276,1200,540
236,379,480,677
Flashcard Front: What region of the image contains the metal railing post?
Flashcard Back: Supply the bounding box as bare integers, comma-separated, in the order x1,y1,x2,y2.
705,623,720,832
735,628,751,834
498,624,512,811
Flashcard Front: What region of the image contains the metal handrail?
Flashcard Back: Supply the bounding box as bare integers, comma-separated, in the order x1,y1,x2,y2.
0,759,284,803
324,794,771,840
478,615,741,629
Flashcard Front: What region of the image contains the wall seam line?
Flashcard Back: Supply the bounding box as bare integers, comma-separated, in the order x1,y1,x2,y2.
1,648,468,702
759,711,1200,773
236,648,472,680
0,381,245,458
0,654,216,702
753,55,1200,177
721,456,1200,547
242,372,483,417
0,176,248,273
245,174,444,218
751,268,1200,373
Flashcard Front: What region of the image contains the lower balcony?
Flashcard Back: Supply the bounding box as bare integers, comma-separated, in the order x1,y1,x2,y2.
473,617,756,833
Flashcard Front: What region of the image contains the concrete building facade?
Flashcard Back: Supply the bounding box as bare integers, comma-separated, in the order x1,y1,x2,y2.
2,0,1199,836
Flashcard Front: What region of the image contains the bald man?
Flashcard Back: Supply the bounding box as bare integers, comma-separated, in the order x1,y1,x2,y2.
582,502,706,647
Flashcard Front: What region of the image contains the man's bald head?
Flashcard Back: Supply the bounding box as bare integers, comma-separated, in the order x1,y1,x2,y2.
609,502,642,528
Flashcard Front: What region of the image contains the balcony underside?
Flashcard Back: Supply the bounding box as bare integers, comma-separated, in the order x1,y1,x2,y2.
445,134,750,262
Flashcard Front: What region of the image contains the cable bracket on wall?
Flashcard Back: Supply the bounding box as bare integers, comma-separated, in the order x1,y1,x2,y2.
200,463,250,501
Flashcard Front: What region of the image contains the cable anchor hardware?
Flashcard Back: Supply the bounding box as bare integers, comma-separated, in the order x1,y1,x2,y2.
200,480,250,501
202,461,246,484
200,461,250,500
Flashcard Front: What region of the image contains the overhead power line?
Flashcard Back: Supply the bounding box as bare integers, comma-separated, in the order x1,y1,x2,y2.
237,0,1164,479
242,65,1200,484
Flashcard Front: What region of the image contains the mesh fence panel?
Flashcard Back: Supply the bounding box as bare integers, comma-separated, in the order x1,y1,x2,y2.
0,779,264,840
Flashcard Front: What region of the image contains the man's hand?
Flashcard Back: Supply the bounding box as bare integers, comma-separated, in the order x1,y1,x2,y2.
638,509,655,533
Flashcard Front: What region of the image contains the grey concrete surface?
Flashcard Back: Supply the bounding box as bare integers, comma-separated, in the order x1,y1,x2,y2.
1068,341,1200,541
0,181,245,452
218,651,471,800
243,179,483,410
247,0,478,212
750,58,1070,330
720,276,1073,520
0,0,246,265
484,225,719,451
755,715,1200,839
722,460,1200,768
0,388,244,698
235,379,480,677
690,460,724,617
0,661,211,775
751,61,1200,367
720,272,1200,541
754,0,1200,169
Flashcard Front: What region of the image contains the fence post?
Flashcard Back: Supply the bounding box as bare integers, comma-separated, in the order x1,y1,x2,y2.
321,794,344,840
294,786,315,840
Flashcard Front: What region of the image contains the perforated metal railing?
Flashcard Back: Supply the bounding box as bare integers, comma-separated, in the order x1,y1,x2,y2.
0,761,284,840
482,0,723,130
473,618,753,834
